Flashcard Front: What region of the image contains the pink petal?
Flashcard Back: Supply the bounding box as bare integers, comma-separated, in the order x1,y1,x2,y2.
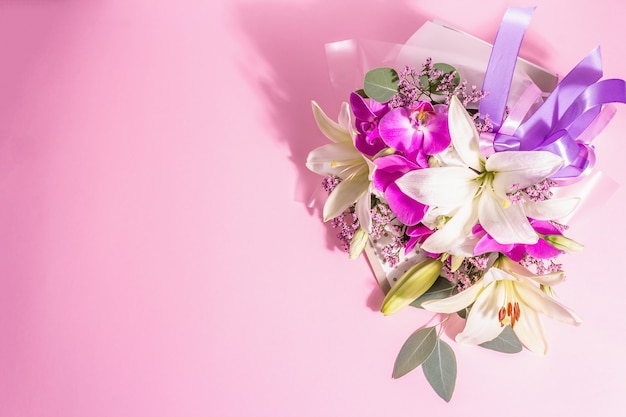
385,183,427,226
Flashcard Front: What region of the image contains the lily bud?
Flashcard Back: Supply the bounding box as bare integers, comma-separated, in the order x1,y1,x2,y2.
381,258,443,316
450,255,464,272
349,227,369,259
543,234,584,252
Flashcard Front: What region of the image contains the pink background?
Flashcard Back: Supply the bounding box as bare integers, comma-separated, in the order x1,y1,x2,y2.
0,0,624,415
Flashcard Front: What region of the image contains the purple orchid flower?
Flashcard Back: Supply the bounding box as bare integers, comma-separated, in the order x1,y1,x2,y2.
349,92,389,156
373,154,428,226
473,219,564,261
378,101,451,159
405,224,435,254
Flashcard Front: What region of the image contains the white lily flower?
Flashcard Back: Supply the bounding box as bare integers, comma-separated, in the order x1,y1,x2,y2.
422,256,582,354
307,101,374,231
396,96,564,254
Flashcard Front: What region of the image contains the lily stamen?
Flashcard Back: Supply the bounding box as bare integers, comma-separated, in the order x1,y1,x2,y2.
499,301,521,328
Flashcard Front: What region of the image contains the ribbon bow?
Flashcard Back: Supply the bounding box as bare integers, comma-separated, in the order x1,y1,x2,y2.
479,7,626,183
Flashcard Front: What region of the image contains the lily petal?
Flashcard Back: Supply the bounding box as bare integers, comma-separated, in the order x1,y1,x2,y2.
421,200,479,254
524,198,580,221
527,271,566,287
514,282,583,326
306,142,364,177
355,190,372,233
396,167,479,207
448,95,483,172
311,101,352,143
487,151,563,192
338,102,353,136
364,157,377,181
511,302,547,354
502,259,565,286
323,174,368,221
454,281,505,345
421,278,483,313
478,189,537,244
482,266,518,285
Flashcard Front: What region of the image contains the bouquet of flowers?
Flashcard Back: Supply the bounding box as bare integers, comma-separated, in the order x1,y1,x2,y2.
306,7,626,401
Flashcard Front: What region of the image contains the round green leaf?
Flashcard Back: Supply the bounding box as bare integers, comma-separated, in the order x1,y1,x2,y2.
434,63,461,86
419,63,461,95
363,67,399,103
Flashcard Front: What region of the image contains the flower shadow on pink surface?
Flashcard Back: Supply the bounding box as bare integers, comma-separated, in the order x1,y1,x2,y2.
232,0,427,251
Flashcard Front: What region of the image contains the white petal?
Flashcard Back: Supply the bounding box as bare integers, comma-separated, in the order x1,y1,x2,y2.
512,303,547,354
364,157,377,181
421,278,484,313
455,281,505,345
396,167,479,207
311,101,352,143
323,174,368,221
487,151,563,192
337,102,354,134
500,258,565,286
501,258,566,286
448,96,484,172
482,266,518,285
420,206,445,229
355,189,372,233
431,144,467,168
421,201,479,254
306,142,363,177
524,198,580,221
447,234,480,257
527,271,566,287
514,282,583,326
478,190,537,244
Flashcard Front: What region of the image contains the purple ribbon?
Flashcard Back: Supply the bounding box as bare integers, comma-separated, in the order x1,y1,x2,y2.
479,7,535,132
481,7,626,181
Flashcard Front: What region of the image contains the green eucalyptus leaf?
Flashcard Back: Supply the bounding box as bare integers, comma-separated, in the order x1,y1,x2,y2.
410,277,457,308
479,325,523,354
419,63,461,95
363,67,399,103
434,63,461,86
392,326,437,379
423,338,457,402
419,74,429,90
